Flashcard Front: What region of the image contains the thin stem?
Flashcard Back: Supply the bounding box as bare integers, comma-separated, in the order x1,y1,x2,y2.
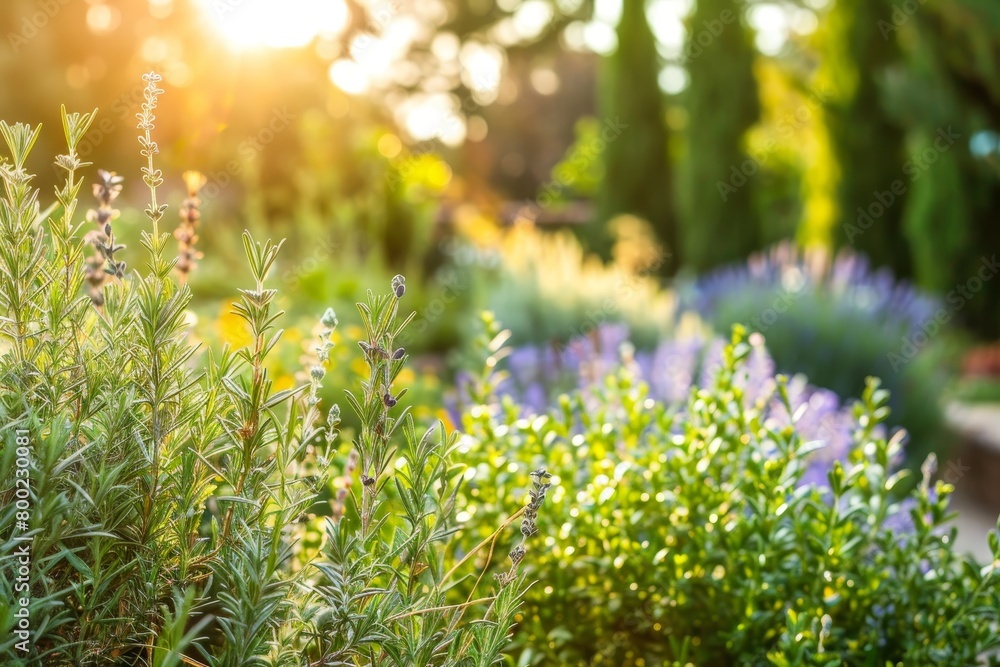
442,506,525,585
386,597,496,624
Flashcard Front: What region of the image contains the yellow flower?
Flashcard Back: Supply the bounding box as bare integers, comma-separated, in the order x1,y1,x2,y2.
182,170,207,197
350,357,368,378
435,408,455,432
273,375,295,392
396,367,416,386
216,303,254,348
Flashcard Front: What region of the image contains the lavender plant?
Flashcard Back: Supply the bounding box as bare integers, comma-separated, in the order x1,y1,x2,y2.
456,321,1000,666
462,320,867,488
0,77,537,666
684,241,951,466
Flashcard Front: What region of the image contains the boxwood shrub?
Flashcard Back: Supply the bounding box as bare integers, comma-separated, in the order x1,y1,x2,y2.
454,321,1000,666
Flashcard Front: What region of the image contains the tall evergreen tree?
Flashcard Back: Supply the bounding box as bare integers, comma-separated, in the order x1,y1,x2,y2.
681,0,761,272
887,1,1000,336
595,0,678,274
820,0,911,277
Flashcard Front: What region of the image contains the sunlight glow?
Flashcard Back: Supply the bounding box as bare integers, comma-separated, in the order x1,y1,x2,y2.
647,0,686,57
329,12,423,95
582,21,617,55
87,4,121,34
512,1,554,41
460,42,504,104
199,0,349,50
748,3,789,55
396,93,466,145
328,59,369,94
659,65,688,94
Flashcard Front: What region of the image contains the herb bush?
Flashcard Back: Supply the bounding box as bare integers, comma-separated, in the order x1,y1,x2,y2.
196,293,453,437
0,77,541,666
455,320,1000,666
469,321,864,486
464,216,675,352
686,242,951,467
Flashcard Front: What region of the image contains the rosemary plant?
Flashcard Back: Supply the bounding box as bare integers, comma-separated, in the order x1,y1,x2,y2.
0,76,538,666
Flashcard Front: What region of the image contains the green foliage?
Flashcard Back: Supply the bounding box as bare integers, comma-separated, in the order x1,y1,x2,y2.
885,0,1000,337
455,324,1000,666
818,0,910,276
595,0,678,273
0,86,534,666
550,118,605,201
694,271,949,468
952,377,1000,405
179,110,461,351
464,220,676,351
681,0,762,272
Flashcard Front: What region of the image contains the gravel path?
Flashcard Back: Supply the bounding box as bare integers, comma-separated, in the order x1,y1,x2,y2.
945,402,1000,564
950,486,997,563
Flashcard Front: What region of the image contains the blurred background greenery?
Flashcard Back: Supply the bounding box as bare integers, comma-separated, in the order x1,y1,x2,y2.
2,0,1000,474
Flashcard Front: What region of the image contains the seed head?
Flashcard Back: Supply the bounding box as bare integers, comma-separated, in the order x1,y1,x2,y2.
174,170,206,282
327,404,341,427
509,545,526,567
320,308,339,329
391,274,406,298
494,571,516,587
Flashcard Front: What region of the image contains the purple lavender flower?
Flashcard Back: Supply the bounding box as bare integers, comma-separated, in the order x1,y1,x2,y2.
637,337,703,404
685,241,940,340
460,320,884,493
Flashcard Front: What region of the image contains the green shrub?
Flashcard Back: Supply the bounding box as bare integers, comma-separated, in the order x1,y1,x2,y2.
455,322,1000,666
0,77,538,666
465,218,676,352
952,377,1000,405
687,243,952,467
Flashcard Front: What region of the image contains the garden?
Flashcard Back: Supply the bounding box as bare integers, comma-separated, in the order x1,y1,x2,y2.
2,0,1000,665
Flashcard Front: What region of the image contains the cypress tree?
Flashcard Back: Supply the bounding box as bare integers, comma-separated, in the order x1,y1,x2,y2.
820,0,911,277
681,0,761,272
595,0,678,274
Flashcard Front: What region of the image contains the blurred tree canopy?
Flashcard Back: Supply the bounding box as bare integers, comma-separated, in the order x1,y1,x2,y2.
1,0,999,335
